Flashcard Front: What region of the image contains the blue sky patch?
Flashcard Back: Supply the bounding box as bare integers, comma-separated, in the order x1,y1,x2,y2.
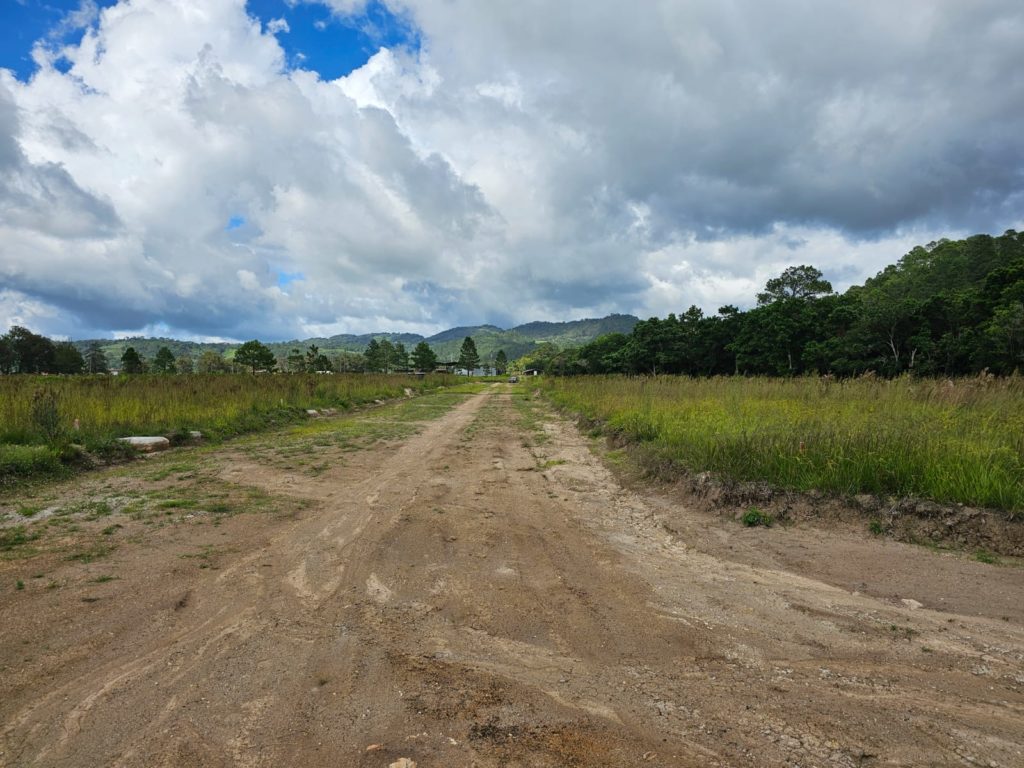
249,0,419,80
225,215,247,231
0,0,420,83
0,0,118,81
277,271,305,288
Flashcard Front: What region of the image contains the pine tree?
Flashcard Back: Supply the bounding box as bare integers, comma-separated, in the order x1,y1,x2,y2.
411,341,438,372
120,346,145,374
457,336,480,373
152,346,177,374
364,339,383,372
85,342,109,374
234,340,276,373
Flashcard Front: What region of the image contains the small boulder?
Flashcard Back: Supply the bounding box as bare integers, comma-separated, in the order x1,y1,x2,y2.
389,760,417,768
900,598,923,610
306,409,320,418
117,436,171,453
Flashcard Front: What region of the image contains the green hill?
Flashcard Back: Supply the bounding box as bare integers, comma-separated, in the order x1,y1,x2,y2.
72,314,639,369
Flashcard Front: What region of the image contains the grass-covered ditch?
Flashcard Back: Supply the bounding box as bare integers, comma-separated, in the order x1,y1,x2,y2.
538,374,1024,515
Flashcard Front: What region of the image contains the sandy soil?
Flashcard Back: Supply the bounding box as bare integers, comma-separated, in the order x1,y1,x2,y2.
1,385,1022,767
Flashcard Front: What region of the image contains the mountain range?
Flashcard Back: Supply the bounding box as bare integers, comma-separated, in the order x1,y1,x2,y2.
73,314,640,364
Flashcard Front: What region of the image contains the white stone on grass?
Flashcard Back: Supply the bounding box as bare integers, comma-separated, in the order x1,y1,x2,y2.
117,436,171,452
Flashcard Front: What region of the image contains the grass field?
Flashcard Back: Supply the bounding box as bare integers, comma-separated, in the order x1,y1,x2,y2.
539,375,1024,514
0,373,453,485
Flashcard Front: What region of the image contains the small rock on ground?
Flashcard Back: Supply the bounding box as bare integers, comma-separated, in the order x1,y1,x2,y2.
117,436,171,452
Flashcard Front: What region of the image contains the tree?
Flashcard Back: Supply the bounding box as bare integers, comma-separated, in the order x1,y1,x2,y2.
52,342,85,374
985,301,1024,373
120,346,145,374
196,349,231,373
176,352,194,374
379,340,397,373
411,341,438,372
286,348,305,373
304,344,322,372
332,351,366,372
856,292,927,374
393,342,409,371
3,326,55,373
494,349,508,375
576,334,628,374
364,338,384,372
457,336,480,373
152,346,177,374
306,344,333,372
234,340,277,373
0,335,14,374
757,265,833,305
84,342,109,374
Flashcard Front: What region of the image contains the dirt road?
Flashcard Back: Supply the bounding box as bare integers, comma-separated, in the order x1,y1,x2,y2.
1,386,1022,767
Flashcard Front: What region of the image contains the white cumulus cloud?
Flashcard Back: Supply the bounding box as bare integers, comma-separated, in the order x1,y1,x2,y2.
1,0,1022,339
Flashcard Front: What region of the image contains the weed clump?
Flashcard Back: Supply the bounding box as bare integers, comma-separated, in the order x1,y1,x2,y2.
30,388,63,444
973,549,1000,565
741,508,772,527
0,525,41,552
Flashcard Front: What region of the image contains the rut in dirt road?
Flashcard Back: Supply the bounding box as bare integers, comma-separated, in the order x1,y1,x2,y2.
1,385,1023,767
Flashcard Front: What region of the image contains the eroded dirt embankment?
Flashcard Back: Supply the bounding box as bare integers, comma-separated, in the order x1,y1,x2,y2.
1,386,1022,767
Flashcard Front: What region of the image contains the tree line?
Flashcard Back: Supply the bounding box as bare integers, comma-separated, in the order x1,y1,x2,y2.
0,327,507,377
526,231,1024,377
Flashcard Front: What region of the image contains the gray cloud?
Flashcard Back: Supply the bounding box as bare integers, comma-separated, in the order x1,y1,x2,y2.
387,0,1024,238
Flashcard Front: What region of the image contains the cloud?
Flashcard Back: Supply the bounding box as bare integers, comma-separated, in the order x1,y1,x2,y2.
1,0,1022,340
266,18,290,35
46,0,101,41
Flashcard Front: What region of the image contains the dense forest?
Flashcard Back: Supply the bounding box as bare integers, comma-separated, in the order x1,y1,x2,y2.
524,231,1024,377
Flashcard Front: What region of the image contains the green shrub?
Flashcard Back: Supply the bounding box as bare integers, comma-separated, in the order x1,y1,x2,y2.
0,444,64,484
742,508,772,527
30,387,63,444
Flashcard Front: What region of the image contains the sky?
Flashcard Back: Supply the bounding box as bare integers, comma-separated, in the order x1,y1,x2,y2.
0,0,1022,341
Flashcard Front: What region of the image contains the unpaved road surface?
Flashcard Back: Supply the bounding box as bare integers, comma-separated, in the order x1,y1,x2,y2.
2,386,1023,767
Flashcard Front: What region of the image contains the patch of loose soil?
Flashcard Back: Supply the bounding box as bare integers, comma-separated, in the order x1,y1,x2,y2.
1,386,1022,767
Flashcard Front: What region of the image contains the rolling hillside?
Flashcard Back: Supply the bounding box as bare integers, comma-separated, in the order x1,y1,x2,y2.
73,314,640,367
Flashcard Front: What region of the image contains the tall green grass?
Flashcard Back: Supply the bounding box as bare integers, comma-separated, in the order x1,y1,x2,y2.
539,375,1024,514
0,373,452,484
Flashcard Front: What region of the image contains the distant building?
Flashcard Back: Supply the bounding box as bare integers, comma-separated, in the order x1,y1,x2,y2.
522,369,540,376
